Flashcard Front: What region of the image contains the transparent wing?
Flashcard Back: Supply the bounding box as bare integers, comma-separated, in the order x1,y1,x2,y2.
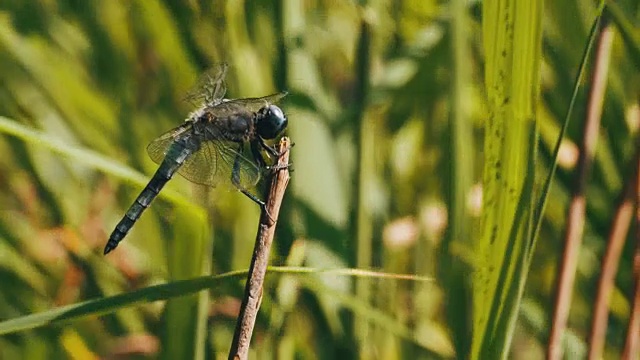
172,140,260,188
146,124,191,165
146,125,261,189
183,63,229,106
146,124,222,185
208,92,288,117
202,141,262,189
173,140,221,186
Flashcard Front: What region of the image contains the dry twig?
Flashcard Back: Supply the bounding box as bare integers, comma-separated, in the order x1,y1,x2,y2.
228,137,291,360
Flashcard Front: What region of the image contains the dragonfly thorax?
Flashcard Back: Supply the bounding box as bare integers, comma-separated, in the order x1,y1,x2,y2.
256,105,287,140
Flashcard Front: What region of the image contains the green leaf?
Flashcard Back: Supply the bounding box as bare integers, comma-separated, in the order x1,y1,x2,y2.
473,1,543,358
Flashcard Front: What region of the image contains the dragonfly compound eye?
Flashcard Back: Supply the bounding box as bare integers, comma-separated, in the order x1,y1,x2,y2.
257,105,288,139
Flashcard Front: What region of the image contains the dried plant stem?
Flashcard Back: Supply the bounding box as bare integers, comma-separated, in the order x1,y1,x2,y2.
588,143,640,359
547,16,614,360
622,129,640,359
228,137,291,360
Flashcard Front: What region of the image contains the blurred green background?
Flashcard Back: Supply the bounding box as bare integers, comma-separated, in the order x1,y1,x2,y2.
0,0,638,359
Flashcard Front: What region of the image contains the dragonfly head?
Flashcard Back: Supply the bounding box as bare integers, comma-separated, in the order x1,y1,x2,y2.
256,105,288,139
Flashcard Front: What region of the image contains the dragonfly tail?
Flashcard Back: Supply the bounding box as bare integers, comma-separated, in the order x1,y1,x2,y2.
103,138,194,255
104,209,141,255
104,163,178,255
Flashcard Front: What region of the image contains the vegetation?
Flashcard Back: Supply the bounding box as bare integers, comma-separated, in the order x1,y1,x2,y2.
0,0,638,359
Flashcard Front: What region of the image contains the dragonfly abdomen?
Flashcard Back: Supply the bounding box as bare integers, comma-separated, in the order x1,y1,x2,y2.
104,141,195,254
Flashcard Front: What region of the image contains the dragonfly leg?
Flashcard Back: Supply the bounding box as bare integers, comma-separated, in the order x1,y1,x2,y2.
233,144,275,222
266,162,292,172
258,137,294,158
253,138,293,173
239,188,265,207
250,140,268,168
237,183,277,224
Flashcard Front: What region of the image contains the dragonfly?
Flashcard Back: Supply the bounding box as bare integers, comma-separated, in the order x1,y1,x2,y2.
104,63,288,255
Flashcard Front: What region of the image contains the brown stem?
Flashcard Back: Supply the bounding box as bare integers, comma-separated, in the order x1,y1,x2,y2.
623,129,640,359
228,137,291,360
547,16,614,360
589,142,640,359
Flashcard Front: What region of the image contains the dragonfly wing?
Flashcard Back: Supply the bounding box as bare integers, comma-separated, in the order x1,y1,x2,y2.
146,124,191,165
171,140,261,189
146,121,260,189
146,124,218,185
210,92,288,117
183,63,229,106
174,140,220,186
145,124,219,185
209,140,262,190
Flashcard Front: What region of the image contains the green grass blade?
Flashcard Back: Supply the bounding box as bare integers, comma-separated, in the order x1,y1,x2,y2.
0,271,244,336
531,4,605,261
0,267,432,336
0,116,198,210
473,0,543,358
162,205,210,360
441,0,475,357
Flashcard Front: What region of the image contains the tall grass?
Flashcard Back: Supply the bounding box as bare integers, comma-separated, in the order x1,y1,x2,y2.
0,1,637,359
